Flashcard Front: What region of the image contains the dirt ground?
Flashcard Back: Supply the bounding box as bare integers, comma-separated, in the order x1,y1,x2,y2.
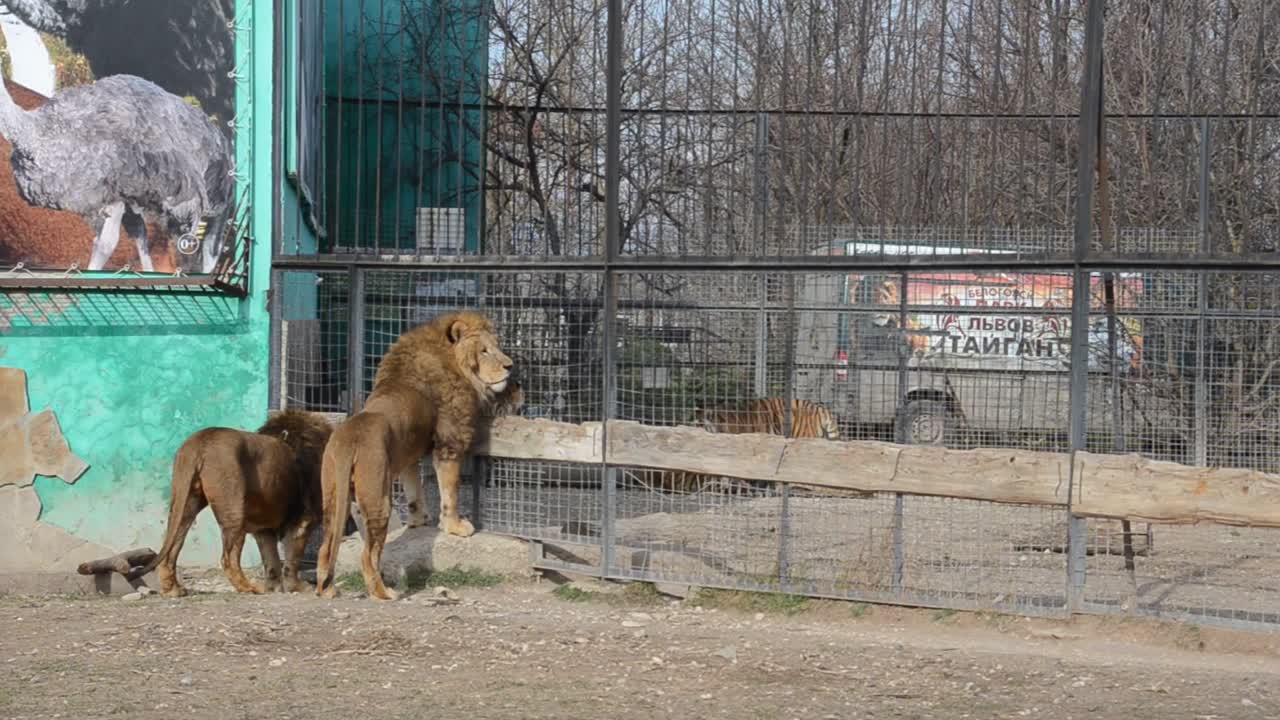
3,571,1280,720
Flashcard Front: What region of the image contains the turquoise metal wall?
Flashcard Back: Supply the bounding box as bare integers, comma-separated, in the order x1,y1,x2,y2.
322,0,488,254
0,0,275,568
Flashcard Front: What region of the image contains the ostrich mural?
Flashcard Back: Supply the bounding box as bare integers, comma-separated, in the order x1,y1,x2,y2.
0,73,233,273
0,0,234,125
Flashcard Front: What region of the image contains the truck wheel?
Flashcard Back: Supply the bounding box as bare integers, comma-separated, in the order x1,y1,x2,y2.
898,399,952,446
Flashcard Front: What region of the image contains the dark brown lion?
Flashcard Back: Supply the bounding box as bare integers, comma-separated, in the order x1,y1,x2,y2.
314,310,521,601
128,410,334,597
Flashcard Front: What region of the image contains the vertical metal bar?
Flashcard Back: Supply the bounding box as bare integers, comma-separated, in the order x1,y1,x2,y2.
753,112,769,256
600,0,622,579
269,274,284,411
895,272,909,441
271,0,285,258
752,113,770,399
372,0,385,249
1104,274,1136,576
1194,117,1210,467
268,0,285,408
347,266,367,413
781,274,797,437
891,493,905,597
1067,0,1106,615
333,0,343,247
893,271,908,596
472,456,488,532
754,277,768,398
776,483,791,589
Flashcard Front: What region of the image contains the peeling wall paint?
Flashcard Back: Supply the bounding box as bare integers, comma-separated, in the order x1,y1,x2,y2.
1,316,269,567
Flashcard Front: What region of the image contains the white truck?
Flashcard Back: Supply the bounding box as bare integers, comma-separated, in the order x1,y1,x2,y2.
795,242,1150,446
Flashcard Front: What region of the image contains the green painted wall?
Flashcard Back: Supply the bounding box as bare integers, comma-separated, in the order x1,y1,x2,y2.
322,0,488,254
0,0,275,568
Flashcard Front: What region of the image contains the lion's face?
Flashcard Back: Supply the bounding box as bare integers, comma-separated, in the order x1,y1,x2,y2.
451,320,514,396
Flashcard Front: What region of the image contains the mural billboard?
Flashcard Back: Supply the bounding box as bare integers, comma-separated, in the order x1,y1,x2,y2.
856,270,1144,372
0,0,235,275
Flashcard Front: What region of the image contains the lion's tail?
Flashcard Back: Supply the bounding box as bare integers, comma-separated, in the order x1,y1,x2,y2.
127,444,202,581
316,434,357,595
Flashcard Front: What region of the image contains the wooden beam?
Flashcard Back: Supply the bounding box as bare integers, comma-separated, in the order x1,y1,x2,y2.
287,412,1280,528
76,548,157,577
1073,452,1280,528
478,418,1069,505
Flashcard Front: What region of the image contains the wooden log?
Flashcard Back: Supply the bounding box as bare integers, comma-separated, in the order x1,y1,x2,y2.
477,417,1280,528
295,412,1280,529
76,548,157,576
476,418,1068,506
1073,452,1280,528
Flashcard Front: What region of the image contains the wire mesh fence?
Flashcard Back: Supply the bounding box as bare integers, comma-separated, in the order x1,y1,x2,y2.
273,0,1280,632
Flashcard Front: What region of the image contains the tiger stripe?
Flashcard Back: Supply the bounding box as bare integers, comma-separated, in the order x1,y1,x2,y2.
640,397,841,495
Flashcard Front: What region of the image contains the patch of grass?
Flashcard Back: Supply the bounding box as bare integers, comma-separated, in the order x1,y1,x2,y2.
0,26,11,81
396,565,504,594
553,584,596,603
932,608,958,623
693,588,811,616
425,565,504,589
40,32,94,88
617,581,663,606
336,572,366,592
850,602,871,618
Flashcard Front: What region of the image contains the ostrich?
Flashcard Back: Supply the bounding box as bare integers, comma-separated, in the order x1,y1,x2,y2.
0,73,233,273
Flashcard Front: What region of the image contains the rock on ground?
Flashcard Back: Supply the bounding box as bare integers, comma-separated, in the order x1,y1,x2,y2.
334,526,531,581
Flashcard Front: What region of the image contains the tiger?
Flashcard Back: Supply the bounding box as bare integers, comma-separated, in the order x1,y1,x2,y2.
694,397,841,441
634,397,842,495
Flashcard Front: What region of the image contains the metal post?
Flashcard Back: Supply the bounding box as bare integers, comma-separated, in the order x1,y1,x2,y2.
893,272,908,596
776,483,791,589
781,275,797,436
753,112,770,257
347,266,367,413
895,272,909,441
1194,117,1210,468
1066,0,1106,615
600,0,622,578
755,275,769,398
891,493,905,598
268,269,284,411
472,456,487,532
752,114,770,398
1104,275,1137,578
267,1,285,410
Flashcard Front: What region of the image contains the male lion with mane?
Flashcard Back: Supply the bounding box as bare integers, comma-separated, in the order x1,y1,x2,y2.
314,310,520,601
128,410,335,597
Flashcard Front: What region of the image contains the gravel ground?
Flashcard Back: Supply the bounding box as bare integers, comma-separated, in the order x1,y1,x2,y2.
2,571,1280,720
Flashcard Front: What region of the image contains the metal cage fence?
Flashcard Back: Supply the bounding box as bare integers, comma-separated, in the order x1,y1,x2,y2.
272,0,1280,631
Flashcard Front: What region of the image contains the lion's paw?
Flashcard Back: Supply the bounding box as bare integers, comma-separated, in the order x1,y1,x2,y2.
371,586,401,602
443,517,476,538
284,579,313,594
161,585,189,599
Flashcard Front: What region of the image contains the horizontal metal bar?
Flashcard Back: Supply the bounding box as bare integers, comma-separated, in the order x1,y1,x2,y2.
356,293,1280,320
274,252,607,271
0,275,241,295
325,95,1280,121
273,252,1280,273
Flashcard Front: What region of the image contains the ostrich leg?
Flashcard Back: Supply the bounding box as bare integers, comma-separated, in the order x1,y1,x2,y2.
122,209,155,273
87,202,127,271
200,208,230,275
